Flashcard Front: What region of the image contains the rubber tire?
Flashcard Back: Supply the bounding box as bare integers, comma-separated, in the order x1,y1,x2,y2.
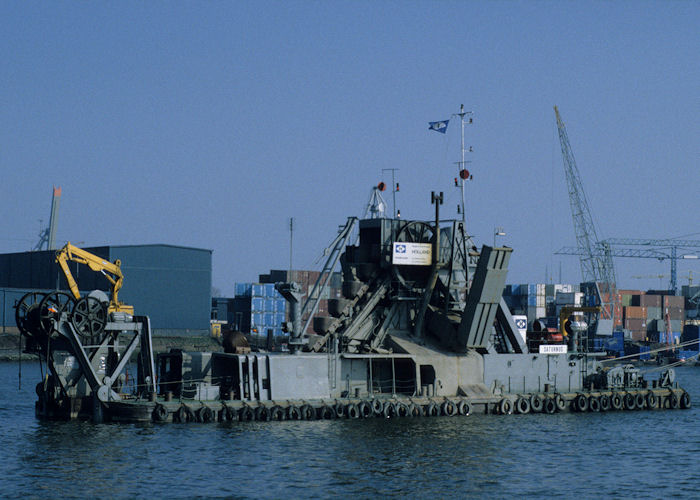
177,405,194,423
611,393,623,411
409,403,423,417
153,404,168,422
382,401,397,418
239,406,254,421
441,400,457,416
599,394,610,412
358,401,373,418
319,405,336,420
575,394,588,412
425,402,439,417
544,398,556,414
670,393,680,409
623,393,636,410
335,403,347,418
680,391,691,409
646,392,658,410
300,404,315,420
396,402,409,417
197,406,214,423
554,394,566,412
499,398,513,415
347,403,360,419
516,397,531,414
530,394,543,413
270,405,285,421
255,406,270,421
371,399,383,416
634,393,645,410
588,397,600,412
286,405,301,420
457,400,471,416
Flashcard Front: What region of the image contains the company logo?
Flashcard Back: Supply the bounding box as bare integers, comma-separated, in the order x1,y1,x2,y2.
515,319,526,329
395,244,406,253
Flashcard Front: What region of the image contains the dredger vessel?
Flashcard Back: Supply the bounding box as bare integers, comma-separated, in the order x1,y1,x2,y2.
16,192,691,422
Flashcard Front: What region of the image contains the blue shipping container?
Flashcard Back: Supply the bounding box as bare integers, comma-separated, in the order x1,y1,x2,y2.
236,283,252,297
251,297,265,312
251,284,264,297
264,283,276,298
275,298,286,313
252,313,264,326
275,312,286,325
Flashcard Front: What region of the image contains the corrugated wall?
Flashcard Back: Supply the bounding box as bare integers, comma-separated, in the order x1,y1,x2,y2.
110,245,212,335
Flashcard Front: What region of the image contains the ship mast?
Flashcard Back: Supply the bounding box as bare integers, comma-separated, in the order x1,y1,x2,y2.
453,105,473,226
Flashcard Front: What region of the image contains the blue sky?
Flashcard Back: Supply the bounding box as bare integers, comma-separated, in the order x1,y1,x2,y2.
1,1,698,295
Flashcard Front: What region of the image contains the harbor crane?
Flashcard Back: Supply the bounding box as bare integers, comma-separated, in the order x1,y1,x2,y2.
33,186,61,251
554,106,617,329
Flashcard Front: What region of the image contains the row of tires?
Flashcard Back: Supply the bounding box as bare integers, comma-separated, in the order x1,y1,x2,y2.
508,390,691,415
569,390,691,413
152,390,692,422
154,398,473,423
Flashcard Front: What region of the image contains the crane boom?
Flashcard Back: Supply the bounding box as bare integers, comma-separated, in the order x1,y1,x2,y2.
55,242,133,314
554,106,617,321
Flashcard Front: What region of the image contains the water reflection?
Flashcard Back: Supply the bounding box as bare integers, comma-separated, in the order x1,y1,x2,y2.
1,362,698,498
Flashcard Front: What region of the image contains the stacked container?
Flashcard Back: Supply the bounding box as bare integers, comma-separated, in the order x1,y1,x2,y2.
232,282,287,342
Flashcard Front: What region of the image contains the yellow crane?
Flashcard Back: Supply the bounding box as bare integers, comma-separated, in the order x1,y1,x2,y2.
55,242,134,314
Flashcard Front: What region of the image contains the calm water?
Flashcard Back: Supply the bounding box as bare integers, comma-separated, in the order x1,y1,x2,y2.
1,361,698,499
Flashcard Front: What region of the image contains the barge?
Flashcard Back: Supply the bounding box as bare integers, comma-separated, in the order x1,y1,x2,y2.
16,192,691,423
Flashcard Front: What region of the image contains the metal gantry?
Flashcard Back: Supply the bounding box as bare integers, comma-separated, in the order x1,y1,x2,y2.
601,238,700,293
556,240,700,294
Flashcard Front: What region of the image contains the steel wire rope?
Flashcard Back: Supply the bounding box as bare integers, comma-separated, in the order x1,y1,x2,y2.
598,338,699,364
642,351,700,375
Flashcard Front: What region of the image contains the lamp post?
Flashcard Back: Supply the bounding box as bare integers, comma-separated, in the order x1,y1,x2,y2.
494,227,505,247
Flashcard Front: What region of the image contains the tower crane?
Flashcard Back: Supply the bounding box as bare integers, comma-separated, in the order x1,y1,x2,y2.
554,106,617,328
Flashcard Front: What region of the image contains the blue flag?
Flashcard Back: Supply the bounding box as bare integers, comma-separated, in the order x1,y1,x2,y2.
428,119,449,134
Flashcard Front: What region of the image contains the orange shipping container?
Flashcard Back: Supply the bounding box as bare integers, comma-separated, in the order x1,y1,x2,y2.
624,306,647,320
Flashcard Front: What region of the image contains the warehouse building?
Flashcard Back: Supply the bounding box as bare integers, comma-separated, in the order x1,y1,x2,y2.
0,244,212,336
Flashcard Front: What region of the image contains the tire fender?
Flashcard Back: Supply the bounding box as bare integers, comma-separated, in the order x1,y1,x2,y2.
499,398,513,415
153,404,168,423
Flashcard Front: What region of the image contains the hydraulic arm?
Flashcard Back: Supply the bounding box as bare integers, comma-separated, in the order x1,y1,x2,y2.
55,242,134,314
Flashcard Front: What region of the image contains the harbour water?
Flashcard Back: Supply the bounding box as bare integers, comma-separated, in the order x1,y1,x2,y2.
1,361,698,498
